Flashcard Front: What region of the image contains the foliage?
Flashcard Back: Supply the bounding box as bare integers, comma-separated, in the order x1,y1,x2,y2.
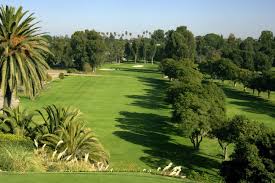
0,6,50,107
165,26,196,61
212,115,259,160
0,134,45,172
59,73,65,79
166,62,226,150
71,30,106,71
46,74,53,82
220,125,275,183
159,58,179,80
0,133,33,147
36,105,109,165
45,36,73,67
0,107,36,137
67,68,79,74
82,62,93,73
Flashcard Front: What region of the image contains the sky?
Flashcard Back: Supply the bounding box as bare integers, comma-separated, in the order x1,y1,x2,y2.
1,0,275,38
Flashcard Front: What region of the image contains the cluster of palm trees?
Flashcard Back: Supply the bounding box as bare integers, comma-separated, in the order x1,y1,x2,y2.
101,30,152,40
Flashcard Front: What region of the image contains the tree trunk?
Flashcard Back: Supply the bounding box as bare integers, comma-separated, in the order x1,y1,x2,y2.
151,57,154,65
134,54,137,64
218,139,229,160
223,146,228,160
243,86,247,92
3,85,13,108
190,135,202,150
268,90,271,99
257,90,261,96
252,89,255,94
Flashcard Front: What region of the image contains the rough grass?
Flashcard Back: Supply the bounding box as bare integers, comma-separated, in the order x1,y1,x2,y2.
18,62,275,182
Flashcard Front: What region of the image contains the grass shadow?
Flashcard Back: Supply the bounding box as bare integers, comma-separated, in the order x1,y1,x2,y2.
126,77,169,109
114,111,221,175
222,85,275,118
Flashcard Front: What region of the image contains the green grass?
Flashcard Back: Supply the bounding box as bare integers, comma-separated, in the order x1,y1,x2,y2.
220,81,275,129
0,172,192,183
18,62,275,182
20,63,222,182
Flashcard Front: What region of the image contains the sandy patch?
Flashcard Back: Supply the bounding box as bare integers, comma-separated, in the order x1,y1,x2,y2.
132,65,144,68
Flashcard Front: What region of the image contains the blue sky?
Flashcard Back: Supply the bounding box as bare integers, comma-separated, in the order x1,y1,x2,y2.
1,0,275,38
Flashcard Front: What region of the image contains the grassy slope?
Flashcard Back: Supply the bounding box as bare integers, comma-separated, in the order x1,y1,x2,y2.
19,63,275,182
0,173,191,183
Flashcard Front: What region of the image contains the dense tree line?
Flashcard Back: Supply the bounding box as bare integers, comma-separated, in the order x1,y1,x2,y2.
158,26,274,182
45,27,275,74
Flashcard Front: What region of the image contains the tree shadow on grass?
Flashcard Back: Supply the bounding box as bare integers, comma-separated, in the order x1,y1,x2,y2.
114,111,221,176
114,75,221,178
118,68,158,74
222,86,275,118
126,77,170,110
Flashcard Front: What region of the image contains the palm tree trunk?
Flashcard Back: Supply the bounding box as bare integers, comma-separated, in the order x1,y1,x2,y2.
3,85,12,108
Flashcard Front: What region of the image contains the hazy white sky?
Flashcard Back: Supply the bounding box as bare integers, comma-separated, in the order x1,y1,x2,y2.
1,0,275,38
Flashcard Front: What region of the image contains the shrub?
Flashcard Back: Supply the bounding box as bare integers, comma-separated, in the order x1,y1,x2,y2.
36,105,109,165
0,107,36,138
186,170,211,182
59,73,65,79
0,133,33,148
46,74,52,82
67,68,79,74
0,134,45,172
82,62,92,73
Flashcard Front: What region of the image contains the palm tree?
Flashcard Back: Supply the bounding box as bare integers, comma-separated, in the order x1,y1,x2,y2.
0,6,50,108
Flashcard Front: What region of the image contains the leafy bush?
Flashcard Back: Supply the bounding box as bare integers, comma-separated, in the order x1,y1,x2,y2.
0,133,33,148
0,107,36,138
36,105,109,165
59,73,65,79
186,170,211,182
46,74,52,82
67,68,79,73
82,62,92,73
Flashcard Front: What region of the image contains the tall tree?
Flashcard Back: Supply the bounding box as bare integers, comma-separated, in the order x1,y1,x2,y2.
0,6,50,108
165,26,196,61
71,30,106,72
130,38,141,63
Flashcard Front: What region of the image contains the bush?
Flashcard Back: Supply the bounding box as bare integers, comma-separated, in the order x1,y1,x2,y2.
186,170,211,182
0,134,45,172
67,68,79,74
0,133,33,148
59,73,65,79
36,105,109,165
0,107,35,138
46,74,52,82
82,62,92,73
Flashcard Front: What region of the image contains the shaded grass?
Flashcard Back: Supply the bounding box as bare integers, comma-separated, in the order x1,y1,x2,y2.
219,81,275,128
